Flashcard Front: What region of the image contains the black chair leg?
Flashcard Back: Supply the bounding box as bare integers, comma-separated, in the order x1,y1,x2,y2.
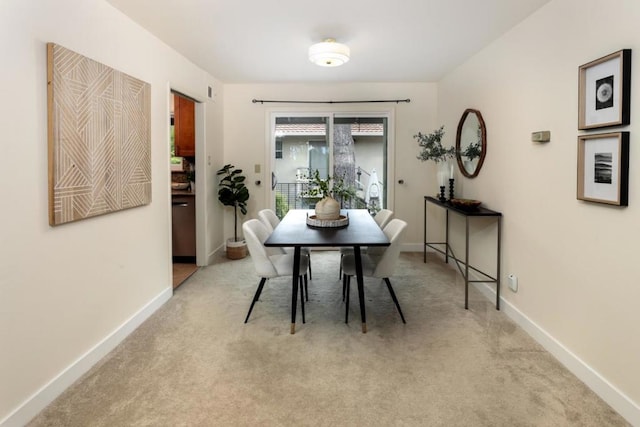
345,276,351,323
342,273,347,301
304,273,309,301
339,253,343,279
244,277,267,323
299,276,306,323
308,255,312,280
384,278,406,323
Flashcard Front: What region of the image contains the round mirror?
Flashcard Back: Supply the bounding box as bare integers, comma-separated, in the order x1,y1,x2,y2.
455,109,486,178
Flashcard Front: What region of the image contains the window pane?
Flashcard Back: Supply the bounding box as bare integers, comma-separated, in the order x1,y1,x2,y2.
271,114,388,217
273,116,328,217
334,117,387,211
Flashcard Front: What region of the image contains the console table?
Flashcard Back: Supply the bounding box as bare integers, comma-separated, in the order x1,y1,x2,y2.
423,196,502,310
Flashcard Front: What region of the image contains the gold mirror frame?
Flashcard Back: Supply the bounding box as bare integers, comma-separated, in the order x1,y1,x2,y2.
455,108,486,179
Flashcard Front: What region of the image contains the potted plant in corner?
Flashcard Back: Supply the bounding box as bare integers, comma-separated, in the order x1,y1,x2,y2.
217,164,250,259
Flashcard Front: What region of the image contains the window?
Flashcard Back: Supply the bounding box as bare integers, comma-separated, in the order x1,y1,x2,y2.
270,113,391,217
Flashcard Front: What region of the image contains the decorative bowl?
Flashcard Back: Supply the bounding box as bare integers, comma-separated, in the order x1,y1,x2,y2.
306,214,349,229
171,182,189,190
450,198,482,211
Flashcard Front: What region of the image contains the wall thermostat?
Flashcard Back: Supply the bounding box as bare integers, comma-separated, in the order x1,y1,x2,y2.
531,131,551,143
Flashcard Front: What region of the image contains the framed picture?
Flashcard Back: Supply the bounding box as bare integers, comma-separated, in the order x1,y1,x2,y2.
47,43,151,225
577,132,629,206
578,49,631,130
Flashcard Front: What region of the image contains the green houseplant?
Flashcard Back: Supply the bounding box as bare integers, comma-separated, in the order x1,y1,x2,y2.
217,164,250,259
303,169,357,219
415,126,458,198
414,125,456,163
304,169,357,202
462,141,482,161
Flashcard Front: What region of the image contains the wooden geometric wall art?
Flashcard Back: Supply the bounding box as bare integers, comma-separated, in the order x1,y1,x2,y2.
47,43,151,226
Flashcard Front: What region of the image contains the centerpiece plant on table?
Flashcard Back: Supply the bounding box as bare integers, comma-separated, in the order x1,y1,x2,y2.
303,169,356,220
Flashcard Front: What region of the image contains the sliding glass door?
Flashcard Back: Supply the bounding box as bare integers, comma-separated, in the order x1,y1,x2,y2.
270,113,389,218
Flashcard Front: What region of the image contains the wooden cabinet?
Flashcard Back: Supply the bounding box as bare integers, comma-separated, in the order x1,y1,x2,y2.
172,194,196,257
173,94,195,157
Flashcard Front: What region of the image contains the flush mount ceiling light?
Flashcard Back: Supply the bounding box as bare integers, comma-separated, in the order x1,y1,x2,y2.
308,38,350,67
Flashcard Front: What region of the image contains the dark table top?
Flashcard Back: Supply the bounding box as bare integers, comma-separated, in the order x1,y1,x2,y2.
264,209,390,247
425,196,502,217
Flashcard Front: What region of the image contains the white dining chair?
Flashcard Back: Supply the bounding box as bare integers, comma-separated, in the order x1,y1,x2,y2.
258,208,313,282
341,218,407,324
243,219,309,324
339,209,394,278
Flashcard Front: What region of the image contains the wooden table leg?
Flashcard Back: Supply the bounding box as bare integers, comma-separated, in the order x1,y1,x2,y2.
354,246,367,333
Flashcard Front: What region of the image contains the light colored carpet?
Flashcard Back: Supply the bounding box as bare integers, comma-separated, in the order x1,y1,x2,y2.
29,251,628,426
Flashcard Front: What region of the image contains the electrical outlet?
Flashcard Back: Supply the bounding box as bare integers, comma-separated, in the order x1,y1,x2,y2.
508,274,518,292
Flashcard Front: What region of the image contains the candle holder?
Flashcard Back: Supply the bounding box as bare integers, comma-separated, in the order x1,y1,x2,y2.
438,186,447,202
448,178,455,201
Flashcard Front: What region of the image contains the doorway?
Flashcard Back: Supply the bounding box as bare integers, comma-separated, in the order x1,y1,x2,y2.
170,91,199,288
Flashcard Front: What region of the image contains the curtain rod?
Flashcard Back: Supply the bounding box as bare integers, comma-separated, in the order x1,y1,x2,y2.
252,98,410,104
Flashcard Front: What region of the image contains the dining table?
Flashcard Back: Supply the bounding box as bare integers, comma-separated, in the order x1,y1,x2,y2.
264,209,390,334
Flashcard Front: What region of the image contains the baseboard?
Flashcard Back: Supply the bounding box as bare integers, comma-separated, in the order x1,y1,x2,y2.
473,282,640,426
401,243,424,252
0,287,173,427
206,243,225,265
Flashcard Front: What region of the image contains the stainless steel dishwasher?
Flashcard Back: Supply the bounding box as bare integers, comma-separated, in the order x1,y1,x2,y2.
172,194,196,257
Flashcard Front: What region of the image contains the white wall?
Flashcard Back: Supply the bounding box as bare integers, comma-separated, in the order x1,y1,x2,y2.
0,0,223,424
223,83,438,243
7,0,637,424
438,0,640,423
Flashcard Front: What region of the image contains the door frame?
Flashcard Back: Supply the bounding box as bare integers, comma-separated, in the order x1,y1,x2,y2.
169,86,207,267
265,110,395,213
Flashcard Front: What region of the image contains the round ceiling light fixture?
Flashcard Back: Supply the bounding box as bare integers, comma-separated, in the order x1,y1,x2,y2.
308,38,350,67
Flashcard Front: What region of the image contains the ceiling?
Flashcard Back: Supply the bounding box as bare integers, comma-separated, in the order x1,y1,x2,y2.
106,0,551,84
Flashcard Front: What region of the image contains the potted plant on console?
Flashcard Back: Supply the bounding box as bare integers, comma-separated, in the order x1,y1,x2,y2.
217,164,250,259
414,125,457,201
